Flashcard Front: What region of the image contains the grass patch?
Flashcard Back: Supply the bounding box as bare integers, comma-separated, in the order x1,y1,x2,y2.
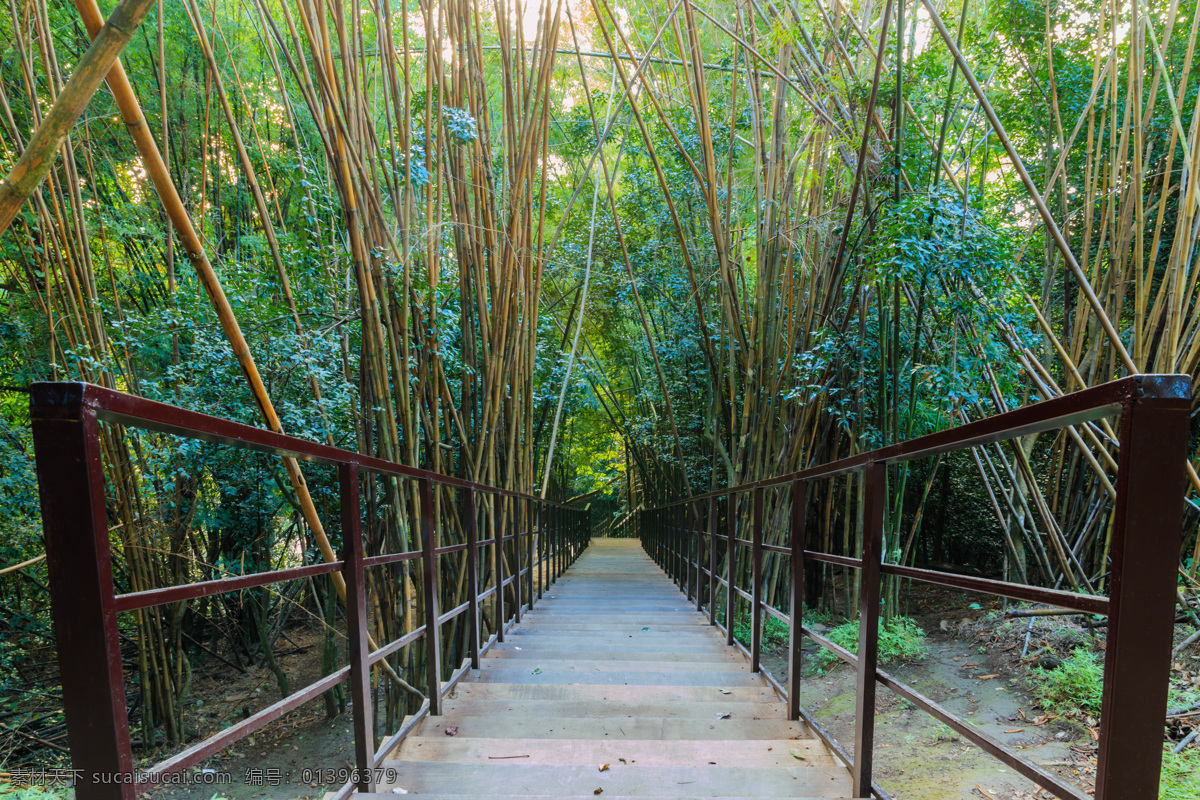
1024,648,1103,717
731,606,834,650
1161,742,1200,800
814,616,928,669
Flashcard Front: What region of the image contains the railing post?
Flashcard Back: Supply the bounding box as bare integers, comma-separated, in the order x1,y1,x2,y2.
339,465,376,792
751,487,764,672
696,501,705,613
679,506,686,588
495,495,505,642
690,502,699,602
537,500,545,599
418,477,442,715
708,495,717,626
29,385,135,800
1094,380,1190,800
788,479,808,721
853,462,885,797
674,506,682,586
513,498,522,624
726,493,736,646
465,489,480,670
527,498,536,608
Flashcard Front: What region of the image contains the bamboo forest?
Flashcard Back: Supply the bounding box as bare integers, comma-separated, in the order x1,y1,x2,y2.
2,0,1200,798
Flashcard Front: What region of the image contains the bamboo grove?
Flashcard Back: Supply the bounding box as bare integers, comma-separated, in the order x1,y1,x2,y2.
1,0,1199,767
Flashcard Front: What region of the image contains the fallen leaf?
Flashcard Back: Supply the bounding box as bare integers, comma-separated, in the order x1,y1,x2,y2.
445,726,459,736
532,668,542,675
975,785,996,800
642,627,650,631
979,674,999,680
718,689,732,695
789,749,806,760
593,789,603,796
391,789,408,795
599,764,609,772
716,712,731,719
1004,729,1023,734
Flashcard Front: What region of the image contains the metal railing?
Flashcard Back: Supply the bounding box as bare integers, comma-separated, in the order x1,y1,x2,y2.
639,374,1191,800
28,382,590,800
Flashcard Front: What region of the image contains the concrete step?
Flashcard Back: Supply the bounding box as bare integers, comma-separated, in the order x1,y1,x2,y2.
474,668,761,686
395,737,837,766
448,683,779,704
377,762,851,796
414,715,810,740
431,698,785,720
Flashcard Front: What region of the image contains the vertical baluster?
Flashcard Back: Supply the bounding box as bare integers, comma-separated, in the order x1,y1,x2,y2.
494,493,505,642
513,496,522,624
726,493,736,647
852,462,885,797
465,489,480,670
538,500,545,599
1094,381,1190,800
418,477,442,715
29,385,134,800
696,500,705,613
708,495,717,626
751,487,764,672
788,479,808,721
527,498,536,608
340,465,376,791
689,502,698,602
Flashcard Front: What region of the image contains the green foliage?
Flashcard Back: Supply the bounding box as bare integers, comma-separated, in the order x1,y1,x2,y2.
817,617,929,669
5,786,70,800
1024,649,1103,717
732,614,790,649
1161,743,1200,800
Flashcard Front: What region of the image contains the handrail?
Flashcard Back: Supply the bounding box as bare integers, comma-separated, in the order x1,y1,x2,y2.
639,374,1191,799
28,382,592,800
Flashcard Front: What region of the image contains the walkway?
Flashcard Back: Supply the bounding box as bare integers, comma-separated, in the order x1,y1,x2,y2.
376,538,851,798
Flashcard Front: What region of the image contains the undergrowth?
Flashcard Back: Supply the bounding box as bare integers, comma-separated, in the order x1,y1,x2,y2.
1024,648,1103,717
815,616,928,669
1160,743,1200,800
731,607,830,650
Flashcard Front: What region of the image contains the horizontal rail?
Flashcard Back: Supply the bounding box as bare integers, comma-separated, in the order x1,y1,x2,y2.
138,666,350,788
651,374,1184,508
114,561,344,612
32,381,579,509
29,382,594,800
639,374,1191,800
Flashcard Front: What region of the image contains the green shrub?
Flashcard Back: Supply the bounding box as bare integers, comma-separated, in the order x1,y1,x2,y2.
815,616,929,669
731,606,838,650
732,614,791,648
1161,742,1200,800
1025,648,1103,717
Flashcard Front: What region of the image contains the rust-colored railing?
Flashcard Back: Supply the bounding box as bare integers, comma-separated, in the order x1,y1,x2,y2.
640,374,1191,800
29,382,590,800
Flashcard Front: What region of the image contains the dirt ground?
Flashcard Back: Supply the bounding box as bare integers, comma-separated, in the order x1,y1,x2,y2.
767,634,1087,800
135,625,363,800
